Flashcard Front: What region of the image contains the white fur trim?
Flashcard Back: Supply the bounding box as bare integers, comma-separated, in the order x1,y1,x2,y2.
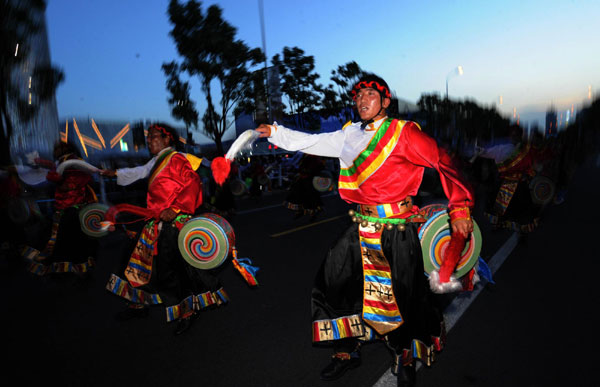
428,270,463,294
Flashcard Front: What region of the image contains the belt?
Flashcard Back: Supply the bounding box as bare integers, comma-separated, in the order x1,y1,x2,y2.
358,197,414,218
349,197,426,231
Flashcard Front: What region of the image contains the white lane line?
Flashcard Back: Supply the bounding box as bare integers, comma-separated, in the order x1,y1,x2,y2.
373,231,520,387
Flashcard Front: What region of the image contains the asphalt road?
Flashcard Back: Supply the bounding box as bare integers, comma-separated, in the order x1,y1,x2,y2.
3,158,593,386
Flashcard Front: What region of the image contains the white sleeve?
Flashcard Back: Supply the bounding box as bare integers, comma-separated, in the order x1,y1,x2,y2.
479,144,515,163
116,157,157,186
268,123,346,158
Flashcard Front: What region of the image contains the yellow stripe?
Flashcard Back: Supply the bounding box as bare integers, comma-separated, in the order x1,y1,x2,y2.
363,306,402,317
335,319,348,337
364,269,392,278
129,258,151,267
361,237,381,246
338,121,404,190
383,203,393,217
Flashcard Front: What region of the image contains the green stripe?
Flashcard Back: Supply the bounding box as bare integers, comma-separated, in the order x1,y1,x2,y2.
148,148,176,183
340,118,393,177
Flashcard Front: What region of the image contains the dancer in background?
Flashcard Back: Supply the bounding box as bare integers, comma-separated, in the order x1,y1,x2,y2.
256,73,474,386
22,141,98,278
284,153,325,221
475,125,539,234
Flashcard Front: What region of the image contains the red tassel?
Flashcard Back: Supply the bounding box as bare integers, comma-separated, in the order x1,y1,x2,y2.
439,232,467,283
211,157,231,186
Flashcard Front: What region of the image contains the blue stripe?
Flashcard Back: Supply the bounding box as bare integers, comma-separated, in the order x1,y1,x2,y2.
377,205,386,218
129,262,151,273
363,312,403,323
167,307,174,321
360,242,382,250
131,289,139,303
331,320,340,340
364,275,392,285
139,238,154,249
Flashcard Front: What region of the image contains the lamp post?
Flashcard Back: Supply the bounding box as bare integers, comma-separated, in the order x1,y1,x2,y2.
445,65,463,99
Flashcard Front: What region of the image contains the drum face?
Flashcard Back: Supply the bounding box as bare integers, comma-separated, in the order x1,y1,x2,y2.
79,203,110,237
229,179,246,196
417,206,482,279
530,176,555,205
312,171,333,192
178,213,235,270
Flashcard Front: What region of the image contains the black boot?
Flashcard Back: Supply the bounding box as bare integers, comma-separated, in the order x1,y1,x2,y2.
319,352,361,381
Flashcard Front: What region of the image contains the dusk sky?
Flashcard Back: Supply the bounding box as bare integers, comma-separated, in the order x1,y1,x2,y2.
46,0,600,143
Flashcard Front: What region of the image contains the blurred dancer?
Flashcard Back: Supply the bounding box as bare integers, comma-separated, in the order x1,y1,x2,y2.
23,141,98,278
475,125,539,233
284,154,325,221
256,74,474,386
101,123,226,335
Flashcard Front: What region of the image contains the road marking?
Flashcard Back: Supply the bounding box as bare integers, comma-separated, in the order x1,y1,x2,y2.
373,231,520,387
269,215,346,238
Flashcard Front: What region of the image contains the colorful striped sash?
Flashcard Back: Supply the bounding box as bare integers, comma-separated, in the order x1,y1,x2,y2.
359,224,403,335
497,143,530,174
493,177,519,215
125,220,159,287
338,118,404,190
148,148,176,187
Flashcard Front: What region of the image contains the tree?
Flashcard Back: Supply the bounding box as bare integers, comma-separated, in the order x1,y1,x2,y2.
162,61,199,144
0,0,64,165
165,0,264,155
271,46,322,131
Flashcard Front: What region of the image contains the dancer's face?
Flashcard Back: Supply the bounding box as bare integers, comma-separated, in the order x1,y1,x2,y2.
355,87,390,121
147,128,171,155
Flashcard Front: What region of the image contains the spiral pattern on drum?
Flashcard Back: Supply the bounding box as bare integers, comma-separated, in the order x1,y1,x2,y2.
183,226,222,263
79,203,109,237
312,176,332,192
178,214,235,270
530,176,555,205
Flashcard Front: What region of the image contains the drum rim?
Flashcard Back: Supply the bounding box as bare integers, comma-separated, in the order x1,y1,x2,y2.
419,210,482,278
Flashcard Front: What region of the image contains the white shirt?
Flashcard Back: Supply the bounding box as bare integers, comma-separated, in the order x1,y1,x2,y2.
269,118,387,169
115,147,171,186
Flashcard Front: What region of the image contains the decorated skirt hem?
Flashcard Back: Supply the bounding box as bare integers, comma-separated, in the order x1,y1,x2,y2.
105,274,229,322
485,213,539,233
23,247,95,276
399,322,446,367
165,288,229,322
105,274,163,305
312,314,378,343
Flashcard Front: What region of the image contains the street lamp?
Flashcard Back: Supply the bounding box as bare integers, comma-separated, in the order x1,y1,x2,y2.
446,65,463,99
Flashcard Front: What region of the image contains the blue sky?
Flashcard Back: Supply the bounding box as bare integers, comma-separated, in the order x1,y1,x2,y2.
46,0,600,143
